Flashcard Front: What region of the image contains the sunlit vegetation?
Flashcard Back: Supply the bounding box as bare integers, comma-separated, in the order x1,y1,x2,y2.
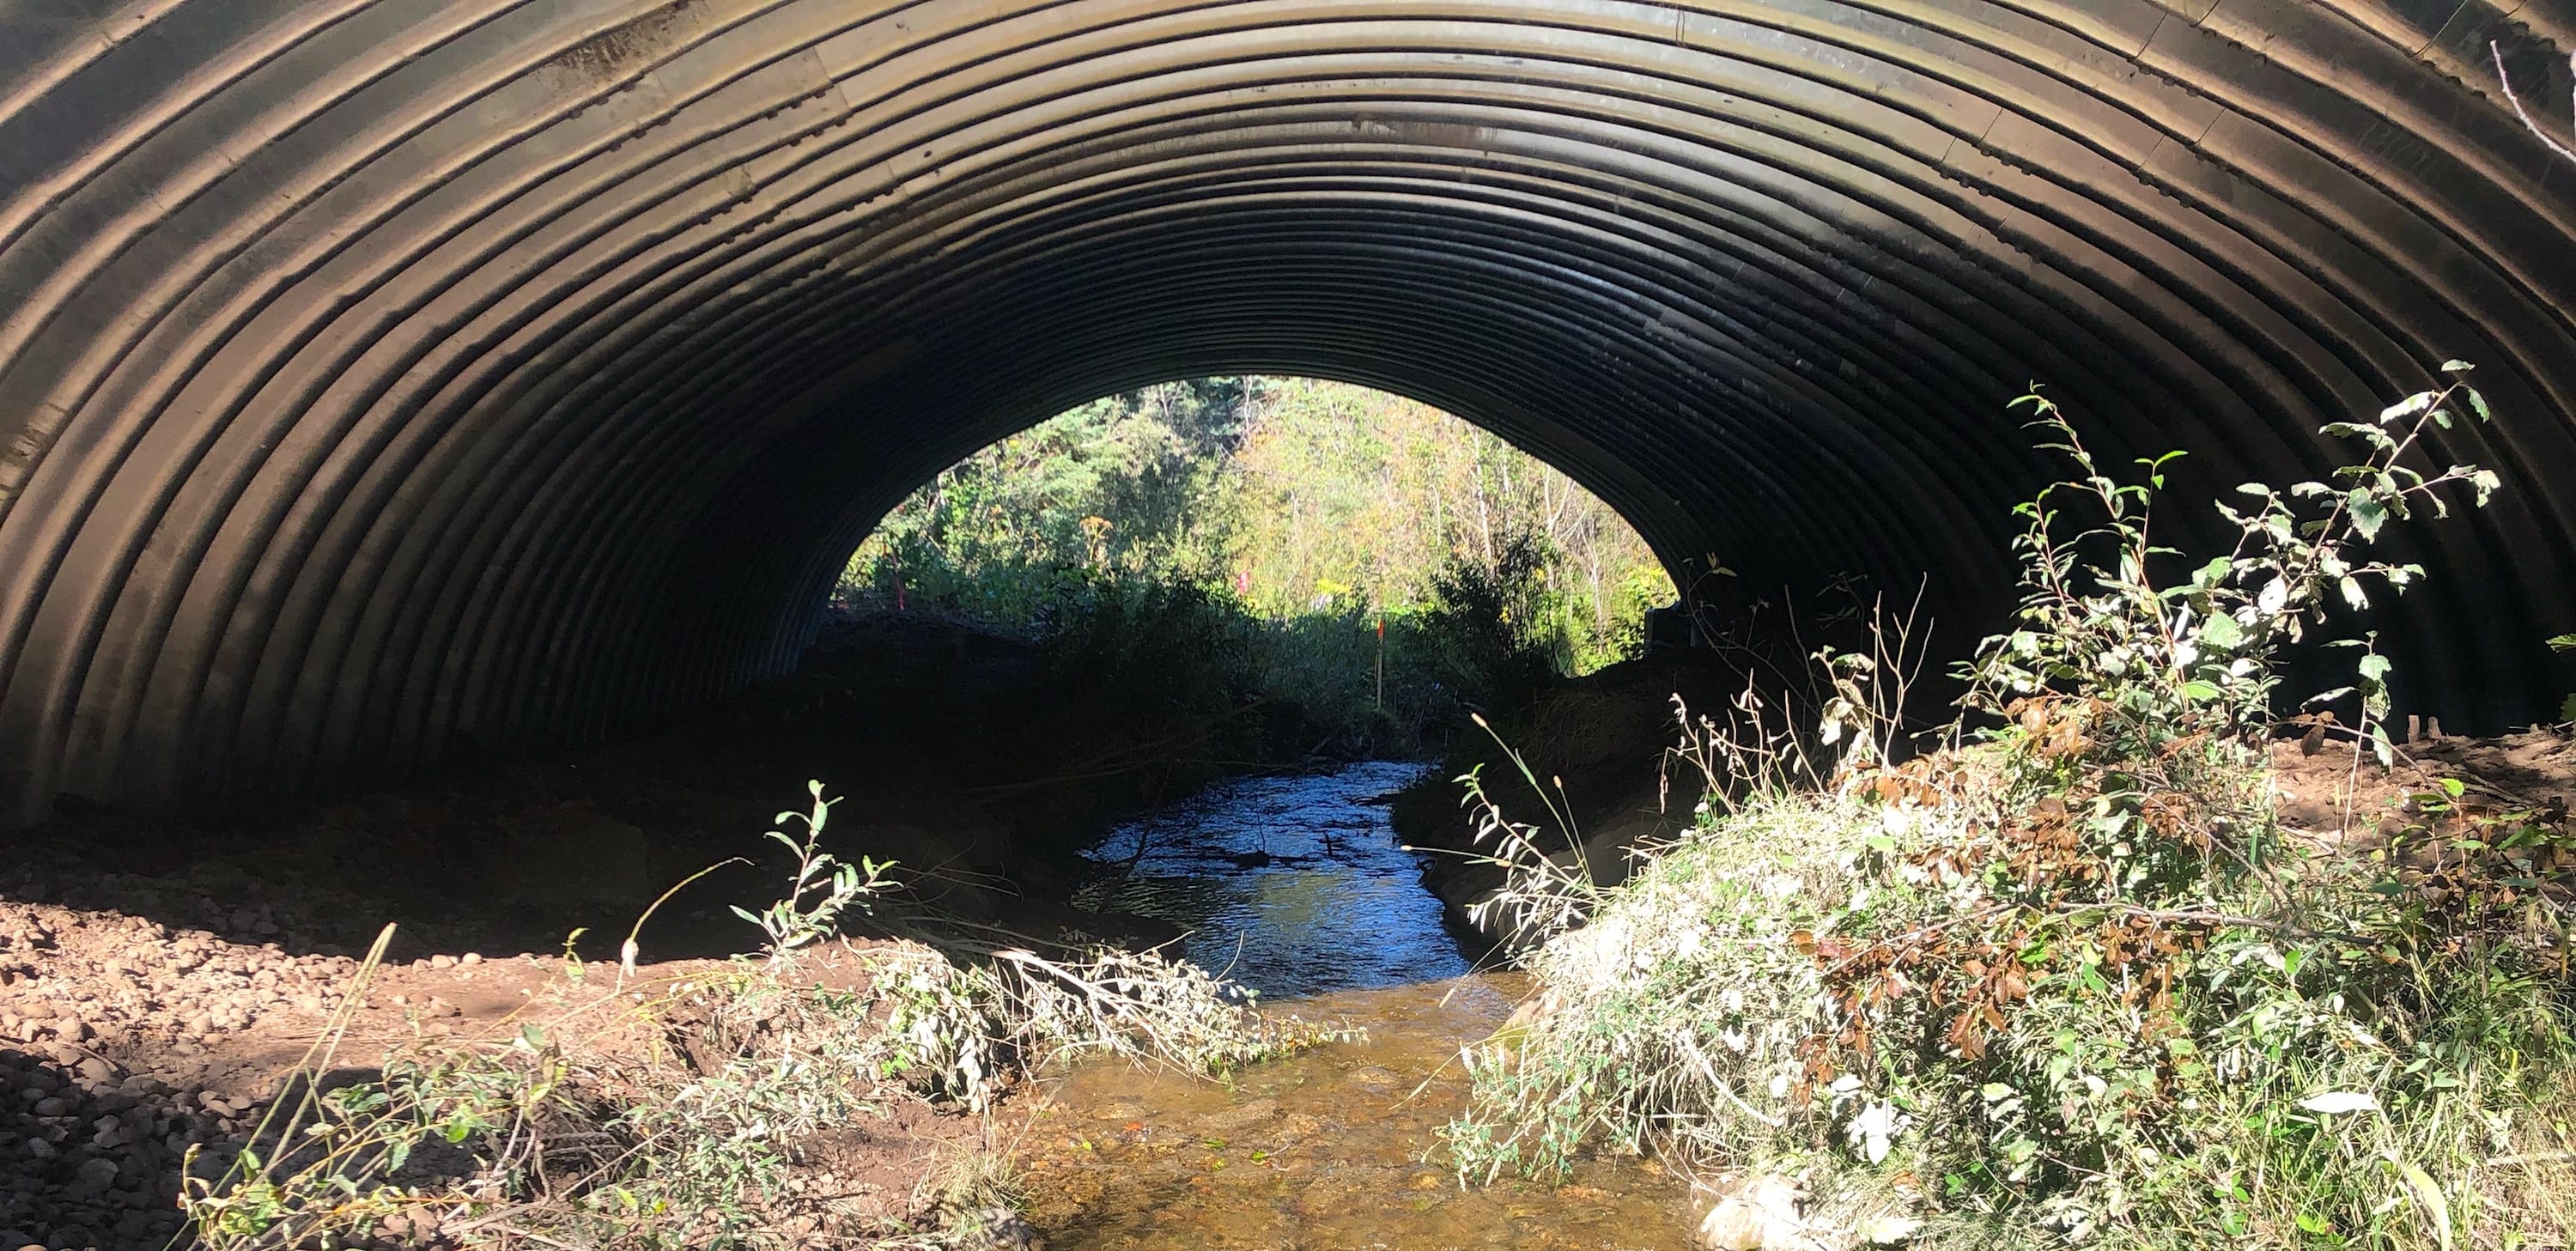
1450,368,2576,1248
838,379,1674,746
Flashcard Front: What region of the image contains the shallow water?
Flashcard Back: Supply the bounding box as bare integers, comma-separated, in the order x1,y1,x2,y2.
1024,763,1697,1250
1067,761,1466,998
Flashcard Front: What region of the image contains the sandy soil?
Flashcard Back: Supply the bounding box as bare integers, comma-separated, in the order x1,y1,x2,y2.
0,888,993,1251
0,610,1215,1251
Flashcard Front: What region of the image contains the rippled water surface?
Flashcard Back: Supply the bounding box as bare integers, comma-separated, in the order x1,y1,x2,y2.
1068,761,1465,998
1024,763,1697,1250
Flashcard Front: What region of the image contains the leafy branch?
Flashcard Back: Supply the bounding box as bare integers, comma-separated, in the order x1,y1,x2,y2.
732,780,895,964
1971,365,2500,767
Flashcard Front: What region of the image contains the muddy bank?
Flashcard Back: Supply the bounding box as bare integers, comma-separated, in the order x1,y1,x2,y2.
0,610,1336,1249
0,724,1649,1251
3,610,1334,969
0,892,991,1251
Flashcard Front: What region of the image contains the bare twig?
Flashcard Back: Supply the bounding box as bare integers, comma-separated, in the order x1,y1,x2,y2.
2493,40,2576,165
2491,1150,2576,1167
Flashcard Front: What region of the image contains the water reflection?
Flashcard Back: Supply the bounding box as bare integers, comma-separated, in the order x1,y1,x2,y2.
1030,762,1697,1250
1070,761,1471,998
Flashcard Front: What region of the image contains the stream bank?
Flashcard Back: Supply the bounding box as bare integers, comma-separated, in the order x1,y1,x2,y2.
0,607,1772,1250
0,610,1367,1249
0,744,1708,1250
2,610,1340,968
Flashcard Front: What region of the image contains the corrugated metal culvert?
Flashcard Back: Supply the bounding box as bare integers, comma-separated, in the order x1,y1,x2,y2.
0,0,2569,824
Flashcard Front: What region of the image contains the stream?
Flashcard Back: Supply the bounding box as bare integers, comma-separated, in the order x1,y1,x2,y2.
1023,762,1698,1249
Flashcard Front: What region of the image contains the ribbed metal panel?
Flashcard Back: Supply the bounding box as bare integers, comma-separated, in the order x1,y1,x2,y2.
0,0,2570,823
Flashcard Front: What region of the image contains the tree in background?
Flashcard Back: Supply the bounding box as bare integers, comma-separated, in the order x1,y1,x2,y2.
840,378,1677,746
845,380,1249,619
1224,377,1669,672
848,378,1670,666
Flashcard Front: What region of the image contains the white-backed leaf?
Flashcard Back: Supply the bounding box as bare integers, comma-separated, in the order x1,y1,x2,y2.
1857,1214,1926,1244
2298,1090,2380,1115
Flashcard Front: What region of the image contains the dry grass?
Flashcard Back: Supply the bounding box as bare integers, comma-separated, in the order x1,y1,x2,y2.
1448,377,2576,1248
179,779,1351,1251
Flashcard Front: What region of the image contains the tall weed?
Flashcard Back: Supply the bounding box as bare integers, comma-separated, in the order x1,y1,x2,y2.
1448,370,2576,1248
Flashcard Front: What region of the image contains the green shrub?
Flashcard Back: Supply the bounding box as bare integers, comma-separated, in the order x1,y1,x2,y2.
1423,532,1578,718
1447,369,2576,1248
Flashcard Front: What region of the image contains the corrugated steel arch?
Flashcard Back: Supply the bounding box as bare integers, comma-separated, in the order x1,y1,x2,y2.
0,0,2570,823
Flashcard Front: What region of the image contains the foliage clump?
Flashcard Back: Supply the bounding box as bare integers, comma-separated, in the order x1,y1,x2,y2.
1447,367,2576,1248
841,377,1677,745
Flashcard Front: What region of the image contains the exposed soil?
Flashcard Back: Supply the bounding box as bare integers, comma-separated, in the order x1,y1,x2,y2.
2270,725,2576,834
0,610,1307,1251
0,885,983,1251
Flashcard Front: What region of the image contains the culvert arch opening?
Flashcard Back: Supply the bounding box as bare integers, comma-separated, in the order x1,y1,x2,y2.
0,0,2571,824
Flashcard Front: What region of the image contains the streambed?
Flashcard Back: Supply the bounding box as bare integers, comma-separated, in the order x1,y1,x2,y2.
1024,762,1696,1249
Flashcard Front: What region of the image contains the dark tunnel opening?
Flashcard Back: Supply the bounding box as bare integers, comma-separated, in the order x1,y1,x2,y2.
0,0,2573,829
11,7,2576,1247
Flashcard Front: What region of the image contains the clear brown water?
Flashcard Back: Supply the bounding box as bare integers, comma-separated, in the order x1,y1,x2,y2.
1022,764,1698,1250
